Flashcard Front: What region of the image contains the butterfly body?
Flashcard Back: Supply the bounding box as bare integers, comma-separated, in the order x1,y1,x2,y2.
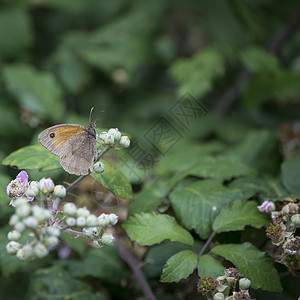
38,123,97,175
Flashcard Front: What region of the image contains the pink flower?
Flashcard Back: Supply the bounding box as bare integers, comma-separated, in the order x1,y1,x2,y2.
7,171,34,206
257,201,275,213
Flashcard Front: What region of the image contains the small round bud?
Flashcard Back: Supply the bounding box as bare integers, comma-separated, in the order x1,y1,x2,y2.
9,214,19,226
119,136,130,148
32,206,44,220
291,214,300,227
66,217,76,226
76,216,86,227
15,204,31,218
83,227,98,237
24,216,39,228
98,213,110,227
39,178,55,194
100,233,115,245
77,207,90,218
41,209,52,220
99,131,108,140
30,181,39,189
14,222,26,232
47,227,60,237
26,185,39,197
7,230,21,241
14,198,29,207
17,245,34,260
103,134,114,145
108,128,121,141
226,277,236,286
6,241,22,254
93,161,105,173
46,236,59,247
213,292,225,300
86,214,99,227
53,185,66,198
239,278,251,290
108,213,118,226
63,203,77,216
33,243,49,258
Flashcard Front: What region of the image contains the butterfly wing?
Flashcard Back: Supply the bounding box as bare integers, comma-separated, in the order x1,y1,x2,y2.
59,131,97,175
38,124,87,156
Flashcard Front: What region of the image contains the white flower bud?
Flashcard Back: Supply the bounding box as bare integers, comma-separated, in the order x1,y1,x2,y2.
214,293,225,300
76,216,86,227
100,233,115,245
239,278,251,290
53,185,66,198
83,227,98,237
14,198,29,207
32,206,44,220
98,213,110,227
14,222,26,232
26,185,39,197
24,216,39,228
291,214,300,227
63,203,77,216
9,214,19,226
30,181,39,189
119,136,130,148
42,209,52,220
17,245,34,260
86,214,99,227
282,204,289,215
99,131,108,140
77,207,90,218
66,217,76,226
103,134,114,145
108,213,118,226
7,230,21,241
108,128,121,141
93,161,105,173
16,204,31,218
47,227,60,237
6,241,22,254
226,277,236,286
39,178,55,193
33,243,49,258
46,236,59,247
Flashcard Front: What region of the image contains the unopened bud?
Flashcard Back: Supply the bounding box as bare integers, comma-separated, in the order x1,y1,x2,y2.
6,241,22,254
53,185,66,197
86,214,99,227
100,233,115,245
39,178,54,194
34,243,49,258
77,207,90,218
64,203,77,216
7,230,21,241
93,161,105,173
239,278,251,290
119,136,130,148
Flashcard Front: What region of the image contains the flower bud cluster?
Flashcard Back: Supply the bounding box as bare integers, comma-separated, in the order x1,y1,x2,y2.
198,268,253,300
6,198,60,260
99,128,130,148
258,197,300,276
63,203,118,246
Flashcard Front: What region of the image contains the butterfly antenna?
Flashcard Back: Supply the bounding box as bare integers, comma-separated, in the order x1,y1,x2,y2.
89,107,95,124
91,110,105,124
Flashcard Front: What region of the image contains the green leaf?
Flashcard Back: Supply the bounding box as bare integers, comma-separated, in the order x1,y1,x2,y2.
240,47,280,73
198,254,225,278
123,213,194,246
211,243,282,293
227,129,280,174
170,180,244,239
161,250,198,283
2,145,61,172
63,247,126,284
0,8,32,58
213,200,269,233
143,241,191,278
28,265,103,300
3,64,64,122
281,154,300,193
60,232,86,257
91,160,132,199
169,49,225,97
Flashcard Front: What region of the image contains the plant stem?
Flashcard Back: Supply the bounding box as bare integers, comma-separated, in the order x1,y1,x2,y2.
114,235,157,300
198,231,216,257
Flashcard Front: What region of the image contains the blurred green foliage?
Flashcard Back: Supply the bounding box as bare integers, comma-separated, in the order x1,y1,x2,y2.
1,0,300,299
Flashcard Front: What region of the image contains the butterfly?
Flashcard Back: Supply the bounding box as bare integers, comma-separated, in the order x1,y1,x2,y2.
38,122,97,176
